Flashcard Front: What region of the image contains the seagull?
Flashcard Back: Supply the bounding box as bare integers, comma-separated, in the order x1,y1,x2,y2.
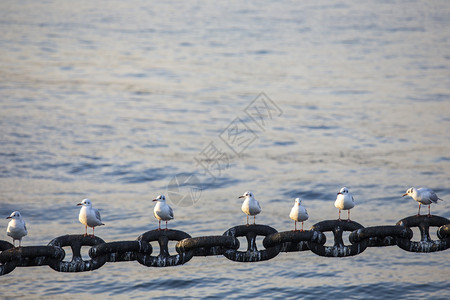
153,195,173,231
77,199,104,237
403,187,443,216
239,191,261,225
6,211,28,247
334,187,355,221
289,198,309,231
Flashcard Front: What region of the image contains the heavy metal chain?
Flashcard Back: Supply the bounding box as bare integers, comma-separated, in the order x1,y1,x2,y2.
1,215,449,275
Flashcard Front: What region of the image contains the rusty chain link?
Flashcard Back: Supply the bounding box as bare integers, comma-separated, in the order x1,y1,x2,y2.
1,215,449,275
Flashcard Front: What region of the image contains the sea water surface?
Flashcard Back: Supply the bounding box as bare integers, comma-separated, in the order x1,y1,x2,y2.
0,0,449,299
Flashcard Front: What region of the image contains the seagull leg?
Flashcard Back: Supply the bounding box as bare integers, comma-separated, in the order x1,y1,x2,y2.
338,209,341,221
158,220,161,231
428,205,431,217
294,221,297,231
301,221,304,232
347,210,351,222
253,215,256,225
417,204,421,216
92,227,95,238
165,221,168,231
84,225,88,236
246,215,249,226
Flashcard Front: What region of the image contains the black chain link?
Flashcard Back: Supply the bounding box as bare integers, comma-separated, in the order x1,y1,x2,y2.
47,235,107,272
1,215,449,275
395,215,450,252
222,224,281,262
136,229,193,267
308,220,368,257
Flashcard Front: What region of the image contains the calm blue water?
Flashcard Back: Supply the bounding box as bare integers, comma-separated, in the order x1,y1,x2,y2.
1,0,449,299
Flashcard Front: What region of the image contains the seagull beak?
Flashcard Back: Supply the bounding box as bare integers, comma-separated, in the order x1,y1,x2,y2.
76,203,82,206
337,192,342,195
152,199,157,202
6,216,12,219
402,193,407,197
238,195,244,198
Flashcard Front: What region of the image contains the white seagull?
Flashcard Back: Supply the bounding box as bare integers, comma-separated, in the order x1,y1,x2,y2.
6,211,28,247
239,191,261,225
153,195,173,231
334,187,355,221
289,198,309,231
403,187,443,216
77,199,104,237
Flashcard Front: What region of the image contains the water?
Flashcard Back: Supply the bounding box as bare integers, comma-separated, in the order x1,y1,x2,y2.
1,0,449,298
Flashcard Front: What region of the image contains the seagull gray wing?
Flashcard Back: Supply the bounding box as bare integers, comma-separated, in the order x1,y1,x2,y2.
94,208,102,222
429,191,441,203
169,206,174,219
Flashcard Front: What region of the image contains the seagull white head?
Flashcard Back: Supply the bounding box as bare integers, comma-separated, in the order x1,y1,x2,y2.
239,191,254,199
295,197,302,205
337,187,349,195
6,211,22,220
153,195,166,202
403,187,416,197
77,199,92,207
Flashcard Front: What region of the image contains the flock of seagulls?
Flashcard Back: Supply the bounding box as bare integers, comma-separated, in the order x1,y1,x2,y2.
4,187,444,247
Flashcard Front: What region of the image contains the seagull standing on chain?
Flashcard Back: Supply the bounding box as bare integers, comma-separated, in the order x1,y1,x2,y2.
403,187,443,216
239,191,261,225
6,211,27,247
77,199,104,237
289,198,309,231
334,187,355,221
153,195,173,230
